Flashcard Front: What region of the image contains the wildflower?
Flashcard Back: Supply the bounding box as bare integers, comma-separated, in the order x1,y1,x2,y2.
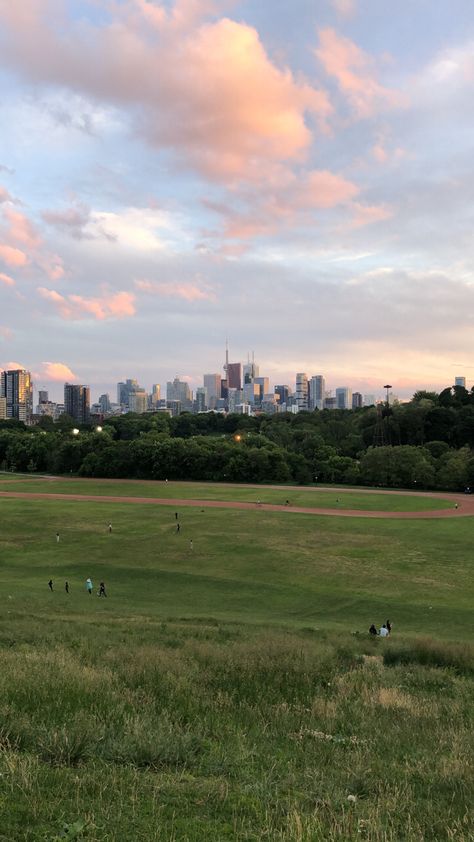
347,794,357,803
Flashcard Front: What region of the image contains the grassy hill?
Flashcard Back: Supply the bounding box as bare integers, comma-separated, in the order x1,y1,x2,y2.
0,481,472,840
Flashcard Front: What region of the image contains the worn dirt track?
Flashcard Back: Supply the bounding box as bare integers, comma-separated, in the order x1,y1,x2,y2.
0,484,473,519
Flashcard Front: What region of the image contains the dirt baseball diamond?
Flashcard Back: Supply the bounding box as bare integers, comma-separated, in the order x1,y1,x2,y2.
0,483,473,518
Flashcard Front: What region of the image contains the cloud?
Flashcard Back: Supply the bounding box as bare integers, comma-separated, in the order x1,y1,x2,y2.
42,203,92,240
0,185,15,203
0,326,13,339
135,278,217,302
331,0,356,19
41,361,77,381
315,28,403,118
3,207,41,248
349,202,393,227
0,243,28,267
0,2,331,183
0,271,16,286
37,286,136,320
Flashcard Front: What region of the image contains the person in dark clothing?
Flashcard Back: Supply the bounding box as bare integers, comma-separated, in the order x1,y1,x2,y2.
175,512,179,520
48,579,53,592
65,581,69,594
386,619,392,634
108,523,112,533
176,522,181,533
99,582,107,597
369,624,378,636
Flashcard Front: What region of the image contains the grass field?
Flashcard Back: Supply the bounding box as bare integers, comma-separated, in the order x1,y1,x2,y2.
0,475,453,511
0,480,473,840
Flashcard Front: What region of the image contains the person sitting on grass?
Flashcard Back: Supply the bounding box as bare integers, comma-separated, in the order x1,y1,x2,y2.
386,619,392,634
369,624,378,636
379,624,389,637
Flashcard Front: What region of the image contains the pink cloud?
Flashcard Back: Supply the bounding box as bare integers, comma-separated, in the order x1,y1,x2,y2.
0,326,13,339
41,361,77,381
4,207,41,248
37,287,136,320
0,243,28,267
331,0,356,18
0,271,16,286
349,202,393,228
0,3,331,183
315,28,403,118
135,278,216,302
298,169,359,209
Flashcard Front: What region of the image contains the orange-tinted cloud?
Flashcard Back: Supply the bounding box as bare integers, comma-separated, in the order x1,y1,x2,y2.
38,287,136,320
316,28,403,118
0,271,16,286
0,185,15,203
0,243,28,267
135,278,216,302
41,361,77,381
349,202,393,227
0,3,331,183
4,207,41,248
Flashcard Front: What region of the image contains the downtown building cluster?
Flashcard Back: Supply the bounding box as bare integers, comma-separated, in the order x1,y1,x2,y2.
1,361,470,426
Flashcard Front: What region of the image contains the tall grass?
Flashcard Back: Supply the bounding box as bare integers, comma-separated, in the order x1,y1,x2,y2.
0,623,473,840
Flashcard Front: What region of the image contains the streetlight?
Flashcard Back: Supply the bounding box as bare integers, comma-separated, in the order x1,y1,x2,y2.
72,428,80,436
384,385,392,406
96,426,103,433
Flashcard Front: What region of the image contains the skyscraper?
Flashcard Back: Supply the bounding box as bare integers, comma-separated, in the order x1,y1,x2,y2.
203,373,221,409
0,369,33,422
335,387,352,410
352,392,363,409
295,373,308,410
274,385,291,405
308,375,325,410
64,384,90,424
227,362,242,390
167,377,192,409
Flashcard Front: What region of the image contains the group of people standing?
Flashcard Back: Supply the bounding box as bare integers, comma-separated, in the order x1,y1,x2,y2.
369,620,392,637
48,578,107,596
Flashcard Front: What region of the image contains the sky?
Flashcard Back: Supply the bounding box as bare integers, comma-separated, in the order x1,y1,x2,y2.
1,0,474,402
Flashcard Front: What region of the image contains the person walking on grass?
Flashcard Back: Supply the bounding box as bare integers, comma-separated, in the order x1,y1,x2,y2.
176,522,181,533
48,579,53,592
175,512,179,521
65,581,69,594
108,522,112,533
99,581,107,597
56,532,60,543
189,539,193,551
86,577,93,595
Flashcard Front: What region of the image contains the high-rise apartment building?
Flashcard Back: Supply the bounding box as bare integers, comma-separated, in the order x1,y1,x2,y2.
363,394,375,406
274,385,291,405
203,374,221,409
0,397,6,420
98,394,111,414
308,375,325,410
295,373,308,411
128,389,147,414
64,384,90,424
352,392,363,409
335,387,352,410
150,384,161,406
254,377,269,404
0,369,33,422
194,387,207,413
117,379,139,408
38,390,48,404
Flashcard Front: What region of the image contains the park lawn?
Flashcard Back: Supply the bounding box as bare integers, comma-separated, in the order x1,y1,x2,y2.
0,497,472,639
0,496,473,840
0,475,453,511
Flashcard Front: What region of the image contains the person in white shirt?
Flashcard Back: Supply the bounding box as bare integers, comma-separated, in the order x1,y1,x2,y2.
379,624,389,637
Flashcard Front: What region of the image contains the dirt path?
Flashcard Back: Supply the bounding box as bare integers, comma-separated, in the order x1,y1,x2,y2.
0,489,473,518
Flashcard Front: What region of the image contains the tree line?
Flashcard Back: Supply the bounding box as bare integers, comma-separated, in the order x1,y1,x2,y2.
1,385,474,489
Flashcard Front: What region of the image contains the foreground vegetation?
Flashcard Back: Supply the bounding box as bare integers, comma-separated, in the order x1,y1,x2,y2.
0,486,473,839
2,384,474,489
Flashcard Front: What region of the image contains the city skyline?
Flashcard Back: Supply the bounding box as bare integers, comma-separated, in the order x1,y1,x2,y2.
1,2,474,394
